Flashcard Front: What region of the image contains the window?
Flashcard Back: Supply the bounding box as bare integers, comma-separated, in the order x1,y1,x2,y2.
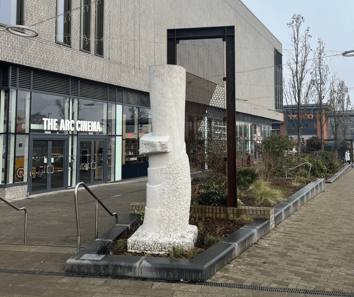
95,0,104,56
0,0,24,27
56,0,71,46
81,0,90,52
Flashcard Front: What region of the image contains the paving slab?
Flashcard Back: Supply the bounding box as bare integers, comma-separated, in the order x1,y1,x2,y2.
1,172,354,296
210,169,354,293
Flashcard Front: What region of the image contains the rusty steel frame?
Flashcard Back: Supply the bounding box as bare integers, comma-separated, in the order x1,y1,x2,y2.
167,26,237,207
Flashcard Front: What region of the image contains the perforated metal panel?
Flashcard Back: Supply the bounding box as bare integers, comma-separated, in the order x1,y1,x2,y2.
11,67,17,87
1,67,8,87
109,87,116,102
71,79,78,97
33,71,69,95
80,81,107,100
19,68,31,89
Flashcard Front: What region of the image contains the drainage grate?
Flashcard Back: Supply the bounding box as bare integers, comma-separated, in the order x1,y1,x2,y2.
0,269,352,296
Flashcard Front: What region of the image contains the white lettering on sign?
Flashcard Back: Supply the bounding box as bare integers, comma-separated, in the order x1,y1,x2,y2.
43,118,102,132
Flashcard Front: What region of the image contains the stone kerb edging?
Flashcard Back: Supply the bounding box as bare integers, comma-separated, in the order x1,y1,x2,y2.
274,178,325,226
325,164,351,183
66,179,325,281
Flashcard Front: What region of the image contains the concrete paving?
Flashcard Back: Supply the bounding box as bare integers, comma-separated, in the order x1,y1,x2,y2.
0,171,354,296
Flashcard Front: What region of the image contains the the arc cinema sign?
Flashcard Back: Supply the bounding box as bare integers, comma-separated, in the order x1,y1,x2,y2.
43,118,102,132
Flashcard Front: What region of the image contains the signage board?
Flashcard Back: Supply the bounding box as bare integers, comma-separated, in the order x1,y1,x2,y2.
43,118,102,132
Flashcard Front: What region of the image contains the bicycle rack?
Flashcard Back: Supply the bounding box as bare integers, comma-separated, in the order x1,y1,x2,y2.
0,197,27,244
74,182,118,252
286,162,312,179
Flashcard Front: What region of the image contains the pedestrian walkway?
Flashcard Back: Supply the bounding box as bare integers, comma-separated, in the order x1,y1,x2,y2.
0,172,354,296
210,169,354,293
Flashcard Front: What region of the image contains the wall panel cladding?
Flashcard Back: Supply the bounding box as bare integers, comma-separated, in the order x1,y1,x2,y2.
80,81,107,100
0,0,281,119
71,79,79,96
19,68,31,89
33,71,70,95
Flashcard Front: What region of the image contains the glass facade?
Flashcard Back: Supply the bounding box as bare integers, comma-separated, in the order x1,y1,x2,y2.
0,65,150,193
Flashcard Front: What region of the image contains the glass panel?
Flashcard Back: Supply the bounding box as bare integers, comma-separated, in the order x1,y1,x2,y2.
17,91,30,133
116,104,122,135
56,0,64,43
138,108,151,163
0,90,7,133
7,134,15,183
51,140,65,189
8,90,16,133
57,0,71,45
78,99,107,134
108,103,115,135
125,139,138,164
31,93,69,132
123,106,138,139
14,135,28,183
81,0,91,52
79,140,91,184
70,135,77,186
115,136,122,181
72,98,78,134
31,140,48,192
0,0,17,26
93,140,104,182
95,0,104,56
107,137,115,182
0,134,6,184
138,108,152,138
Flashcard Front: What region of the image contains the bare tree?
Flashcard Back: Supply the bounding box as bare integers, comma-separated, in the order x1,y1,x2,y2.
328,77,351,154
286,14,314,158
312,38,330,150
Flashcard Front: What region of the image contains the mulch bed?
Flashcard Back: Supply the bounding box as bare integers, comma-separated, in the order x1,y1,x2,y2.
100,215,251,259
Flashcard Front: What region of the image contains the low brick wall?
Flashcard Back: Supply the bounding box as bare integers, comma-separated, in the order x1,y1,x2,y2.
130,203,275,229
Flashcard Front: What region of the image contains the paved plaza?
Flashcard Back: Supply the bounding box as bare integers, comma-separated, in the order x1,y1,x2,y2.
1,171,354,296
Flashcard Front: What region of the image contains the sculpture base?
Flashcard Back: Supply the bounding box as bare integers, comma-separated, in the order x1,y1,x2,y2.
127,225,198,254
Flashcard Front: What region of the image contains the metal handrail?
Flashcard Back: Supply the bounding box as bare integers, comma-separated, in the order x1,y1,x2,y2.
0,197,27,244
74,182,118,252
286,162,312,178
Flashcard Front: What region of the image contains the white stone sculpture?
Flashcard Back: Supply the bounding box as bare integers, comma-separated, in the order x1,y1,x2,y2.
127,65,198,254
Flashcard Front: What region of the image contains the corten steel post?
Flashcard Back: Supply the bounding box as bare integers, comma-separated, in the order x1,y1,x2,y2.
167,26,237,207
225,32,237,207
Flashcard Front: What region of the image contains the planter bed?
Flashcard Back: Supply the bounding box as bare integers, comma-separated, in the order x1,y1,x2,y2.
66,178,325,281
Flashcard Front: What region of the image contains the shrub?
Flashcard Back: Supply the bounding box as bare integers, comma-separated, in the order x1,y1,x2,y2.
302,156,326,178
237,167,259,187
248,179,283,206
255,134,295,180
136,209,145,222
308,150,341,174
114,239,127,252
306,136,321,152
310,159,327,178
206,235,222,245
194,182,227,206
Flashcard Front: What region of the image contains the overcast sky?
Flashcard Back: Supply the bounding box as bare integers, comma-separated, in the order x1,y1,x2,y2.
240,0,354,103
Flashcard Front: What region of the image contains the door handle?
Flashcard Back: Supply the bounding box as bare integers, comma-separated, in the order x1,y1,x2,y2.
50,165,55,174
91,162,96,169
46,165,51,174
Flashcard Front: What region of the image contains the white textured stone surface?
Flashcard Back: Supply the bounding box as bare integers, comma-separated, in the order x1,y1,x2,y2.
139,133,171,155
128,65,197,254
